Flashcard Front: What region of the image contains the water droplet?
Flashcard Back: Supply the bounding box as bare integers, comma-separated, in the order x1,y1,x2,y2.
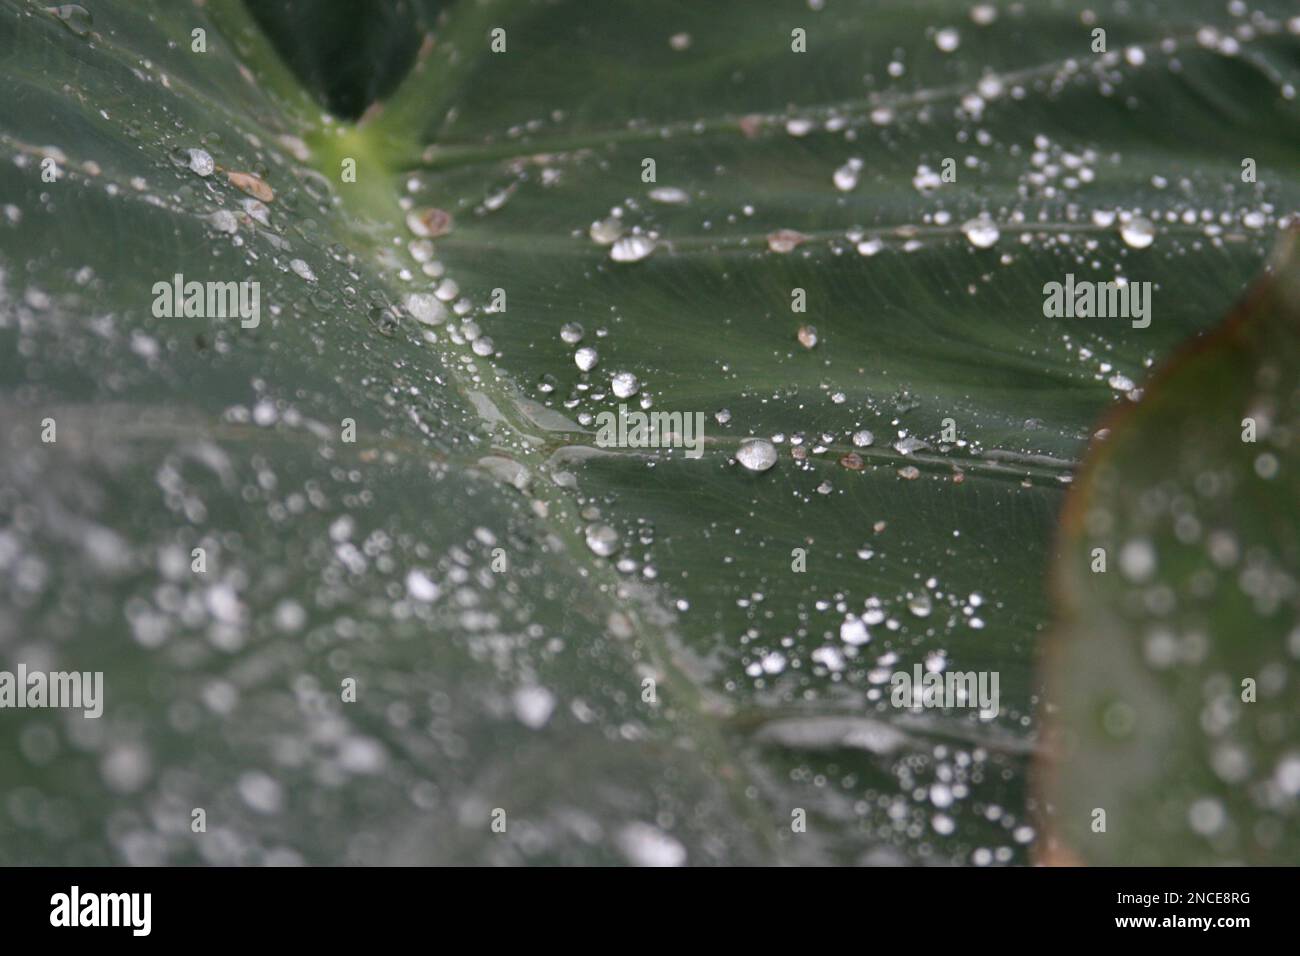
610,235,656,263
833,158,863,192
589,217,623,245
767,230,807,254
472,336,495,356
575,346,599,371
186,148,215,177
856,237,883,257
962,217,1000,248
289,258,316,282
207,210,238,234
648,186,689,204
935,27,960,52
241,198,270,226
908,593,933,617
46,4,91,37
1119,217,1155,249
736,438,778,473
585,523,620,557
852,430,874,447
405,292,446,325
611,371,639,399
406,207,453,238
715,408,731,424
797,325,818,348
560,322,584,344
840,617,871,645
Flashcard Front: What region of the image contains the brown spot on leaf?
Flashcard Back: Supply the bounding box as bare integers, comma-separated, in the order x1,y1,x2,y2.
227,170,274,203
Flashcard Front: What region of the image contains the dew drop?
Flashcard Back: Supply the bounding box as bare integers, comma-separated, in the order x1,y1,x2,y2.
736,438,778,473
840,617,871,645
187,148,215,177
589,217,624,245
767,229,807,254
406,207,453,238
1119,217,1155,249
611,371,639,399
405,292,446,325
207,210,238,234
585,523,620,557
46,4,91,37
833,158,863,192
962,217,1000,248
649,186,689,204
610,235,656,263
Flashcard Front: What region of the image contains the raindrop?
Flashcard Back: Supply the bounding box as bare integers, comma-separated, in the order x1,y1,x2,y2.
840,617,871,645
186,148,215,177
289,258,316,282
47,4,91,37
589,217,624,245
833,158,863,192
935,27,960,52
472,336,495,356
585,524,620,557
560,322,584,344
736,438,778,473
405,292,446,325
852,430,875,447
649,186,689,204
1119,217,1155,249
610,235,656,263
962,217,1000,248
611,371,639,399
207,210,238,234
575,346,599,371
767,229,807,254
406,207,453,238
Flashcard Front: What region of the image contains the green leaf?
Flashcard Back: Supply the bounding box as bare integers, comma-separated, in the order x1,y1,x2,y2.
1042,229,1300,866
0,0,1297,864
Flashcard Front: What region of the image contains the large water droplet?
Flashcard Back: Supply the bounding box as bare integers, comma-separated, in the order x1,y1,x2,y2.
575,346,598,371
610,235,656,263
736,438,778,472
1120,217,1155,249
405,292,446,325
962,217,999,248
611,371,639,399
190,149,215,178
585,524,620,557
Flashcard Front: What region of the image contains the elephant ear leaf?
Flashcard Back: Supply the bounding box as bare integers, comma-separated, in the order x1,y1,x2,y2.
1,0,1299,865
1041,230,1300,866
